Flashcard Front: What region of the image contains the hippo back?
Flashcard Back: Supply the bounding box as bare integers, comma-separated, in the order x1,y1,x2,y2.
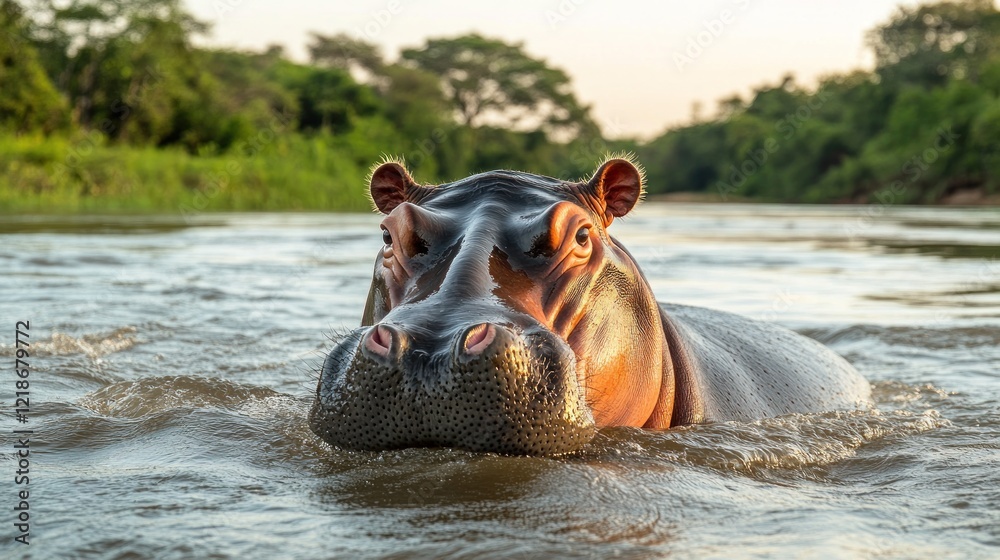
661,303,872,424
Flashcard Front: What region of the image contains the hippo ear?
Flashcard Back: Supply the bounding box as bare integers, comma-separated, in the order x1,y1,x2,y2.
369,161,429,214
587,157,645,222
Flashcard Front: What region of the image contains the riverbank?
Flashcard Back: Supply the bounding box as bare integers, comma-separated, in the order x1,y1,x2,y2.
0,134,374,214
650,190,1000,206
3,135,999,213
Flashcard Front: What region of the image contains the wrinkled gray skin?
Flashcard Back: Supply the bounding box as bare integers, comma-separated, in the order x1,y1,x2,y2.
660,304,871,424
310,161,871,456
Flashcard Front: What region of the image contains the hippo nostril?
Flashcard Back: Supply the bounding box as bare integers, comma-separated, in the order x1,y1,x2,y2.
365,325,394,357
463,323,497,355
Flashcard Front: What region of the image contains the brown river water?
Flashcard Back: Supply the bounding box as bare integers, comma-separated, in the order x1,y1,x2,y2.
1,204,999,559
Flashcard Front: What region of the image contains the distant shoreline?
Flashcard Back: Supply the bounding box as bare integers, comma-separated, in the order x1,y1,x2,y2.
650,189,1000,207
4,194,998,215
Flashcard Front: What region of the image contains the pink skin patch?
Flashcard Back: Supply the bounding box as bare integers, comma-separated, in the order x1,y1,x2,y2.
365,325,393,357
464,324,496,355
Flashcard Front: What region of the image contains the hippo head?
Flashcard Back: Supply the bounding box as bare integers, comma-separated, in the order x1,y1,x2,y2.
310,157,671,456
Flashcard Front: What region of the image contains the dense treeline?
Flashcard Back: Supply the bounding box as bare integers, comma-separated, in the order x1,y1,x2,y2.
640,0,1000,203
0,0,997,212
0,0,619,211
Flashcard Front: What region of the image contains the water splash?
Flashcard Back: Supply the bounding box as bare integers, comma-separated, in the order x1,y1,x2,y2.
582,392,948,477
79,375,280,418
0,326,139,359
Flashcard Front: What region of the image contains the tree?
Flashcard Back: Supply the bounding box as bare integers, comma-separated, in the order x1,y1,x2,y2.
0,0,67,133
401,34,595,139
20,0,288,151
305,32,451,137
640,121,728,194
305,31,456,174
867,0,1000,87
24,0,209,129
271,60,381,132
308,32,384,77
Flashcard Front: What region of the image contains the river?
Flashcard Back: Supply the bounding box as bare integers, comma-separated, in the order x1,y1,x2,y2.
1,204,998,558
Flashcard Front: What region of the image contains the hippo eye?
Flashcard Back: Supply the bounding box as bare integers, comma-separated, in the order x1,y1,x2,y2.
575,226,590,246
381,228,392,246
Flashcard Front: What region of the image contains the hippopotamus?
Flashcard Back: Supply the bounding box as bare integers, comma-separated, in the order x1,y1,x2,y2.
309,157,871,456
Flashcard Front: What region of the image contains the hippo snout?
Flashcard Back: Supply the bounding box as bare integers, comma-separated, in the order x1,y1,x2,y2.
309,321,596,456
360,322,499,363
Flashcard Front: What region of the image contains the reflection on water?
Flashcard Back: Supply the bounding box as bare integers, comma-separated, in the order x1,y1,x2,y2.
1,205,999,559
871,240,1000,259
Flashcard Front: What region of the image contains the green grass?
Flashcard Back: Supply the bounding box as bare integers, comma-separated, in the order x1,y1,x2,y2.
0,133,377,213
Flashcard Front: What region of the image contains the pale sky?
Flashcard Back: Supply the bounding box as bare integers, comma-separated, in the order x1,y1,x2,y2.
184,0,949,139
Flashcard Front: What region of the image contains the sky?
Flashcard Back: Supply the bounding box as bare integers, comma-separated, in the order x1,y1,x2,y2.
183,0,934,140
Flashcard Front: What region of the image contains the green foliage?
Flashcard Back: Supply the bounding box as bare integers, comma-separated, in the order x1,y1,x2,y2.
308,32,384,75
401,34,596,140
0,0,67,133
641,0,1000,204
266,56,381,133
2,0,999,212
0,132,375,212
869,0,1000,87
1,0,615,212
